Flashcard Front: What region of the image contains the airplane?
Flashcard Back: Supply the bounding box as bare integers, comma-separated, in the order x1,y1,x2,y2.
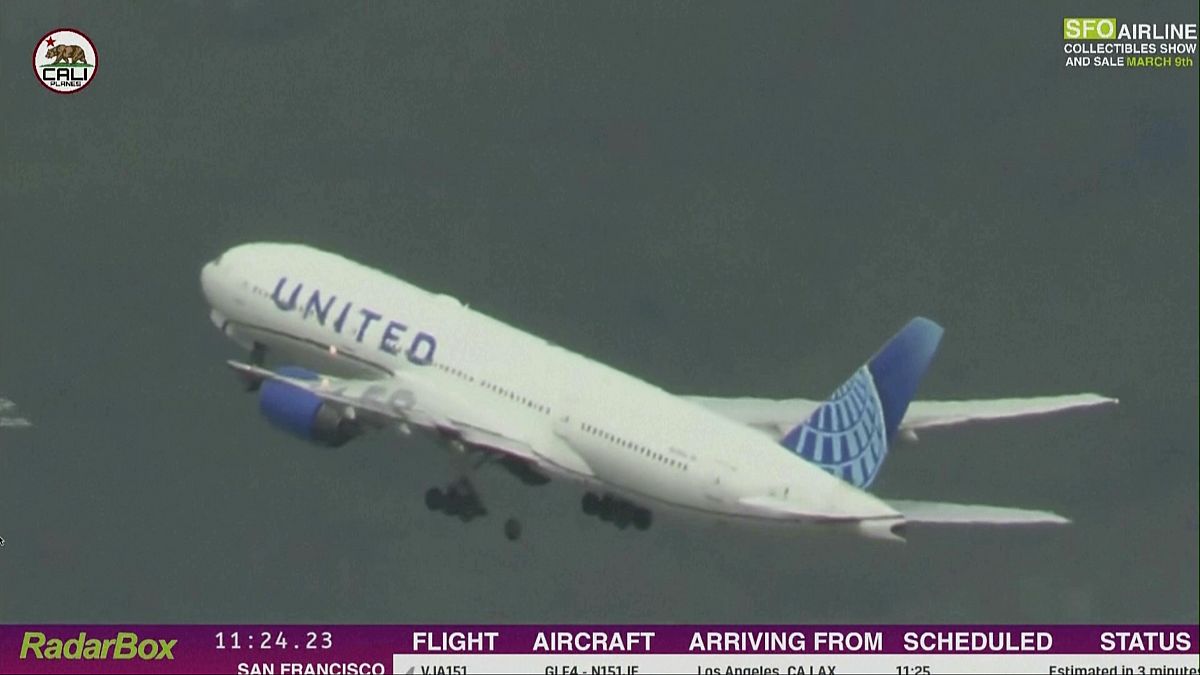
200,243,1117,542
0,398,33,428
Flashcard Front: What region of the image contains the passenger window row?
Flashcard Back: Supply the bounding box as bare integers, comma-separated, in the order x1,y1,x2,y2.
580,423,688,471
429,362,552,415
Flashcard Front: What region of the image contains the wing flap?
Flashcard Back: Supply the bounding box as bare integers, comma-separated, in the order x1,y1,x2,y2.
887,499,1070,525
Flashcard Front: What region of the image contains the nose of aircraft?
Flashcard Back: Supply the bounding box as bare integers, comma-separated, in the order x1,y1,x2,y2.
200,257,222,306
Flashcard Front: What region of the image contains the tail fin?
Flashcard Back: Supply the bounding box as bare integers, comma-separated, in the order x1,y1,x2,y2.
780,317,943,488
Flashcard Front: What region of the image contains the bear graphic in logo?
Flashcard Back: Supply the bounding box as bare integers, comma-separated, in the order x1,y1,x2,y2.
45,44,88,65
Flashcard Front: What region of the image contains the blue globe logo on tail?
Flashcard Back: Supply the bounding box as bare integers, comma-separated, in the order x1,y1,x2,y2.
781,317,943,489
780,366,887,487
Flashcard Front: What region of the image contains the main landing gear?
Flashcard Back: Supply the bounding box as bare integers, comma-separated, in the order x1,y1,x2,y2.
581,492,652,531
424,476,524,542
425,478,488,522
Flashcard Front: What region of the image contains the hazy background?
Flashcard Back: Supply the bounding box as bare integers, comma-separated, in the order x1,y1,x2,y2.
2,2,1196,623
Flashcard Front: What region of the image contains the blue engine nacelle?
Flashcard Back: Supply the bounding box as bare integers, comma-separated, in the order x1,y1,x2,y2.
259,366,360,447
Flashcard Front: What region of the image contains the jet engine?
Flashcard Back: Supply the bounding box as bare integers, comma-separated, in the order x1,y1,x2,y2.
258,366,360,447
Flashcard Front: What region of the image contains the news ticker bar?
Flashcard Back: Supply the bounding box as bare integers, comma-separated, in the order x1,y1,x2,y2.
401,654,1200,674
0,625,1195,675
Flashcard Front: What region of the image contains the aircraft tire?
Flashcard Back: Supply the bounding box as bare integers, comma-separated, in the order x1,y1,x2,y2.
504,518,522,541
425,487,445,511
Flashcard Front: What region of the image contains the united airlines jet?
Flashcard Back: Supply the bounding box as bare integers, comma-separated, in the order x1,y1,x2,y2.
201,243,1116,541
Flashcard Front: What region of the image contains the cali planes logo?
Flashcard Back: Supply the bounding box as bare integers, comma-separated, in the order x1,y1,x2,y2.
33,28,98,94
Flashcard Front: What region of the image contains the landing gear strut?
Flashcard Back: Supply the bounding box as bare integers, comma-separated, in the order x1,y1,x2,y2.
243,343,268,392
249,342,267,366
581,492,652,531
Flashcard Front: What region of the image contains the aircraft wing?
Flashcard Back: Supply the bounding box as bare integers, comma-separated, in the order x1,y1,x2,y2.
887,499,1070,525
684,393,1117,439
226,361,588,478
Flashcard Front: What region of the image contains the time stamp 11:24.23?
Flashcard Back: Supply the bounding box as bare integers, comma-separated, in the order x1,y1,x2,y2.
215,632,333,651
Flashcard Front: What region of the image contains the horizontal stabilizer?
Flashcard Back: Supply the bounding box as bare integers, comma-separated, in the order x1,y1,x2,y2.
887,499,1070,525
683,392,1117,438
901,394,1118,431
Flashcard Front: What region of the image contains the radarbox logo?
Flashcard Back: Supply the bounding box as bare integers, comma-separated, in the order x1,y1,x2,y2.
19,631,176,660
32,28,98,94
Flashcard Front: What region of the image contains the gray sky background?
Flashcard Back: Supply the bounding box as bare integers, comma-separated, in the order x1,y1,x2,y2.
1,2,1196,623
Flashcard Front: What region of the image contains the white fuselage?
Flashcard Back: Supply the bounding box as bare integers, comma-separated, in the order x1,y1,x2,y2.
201,243,900,527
